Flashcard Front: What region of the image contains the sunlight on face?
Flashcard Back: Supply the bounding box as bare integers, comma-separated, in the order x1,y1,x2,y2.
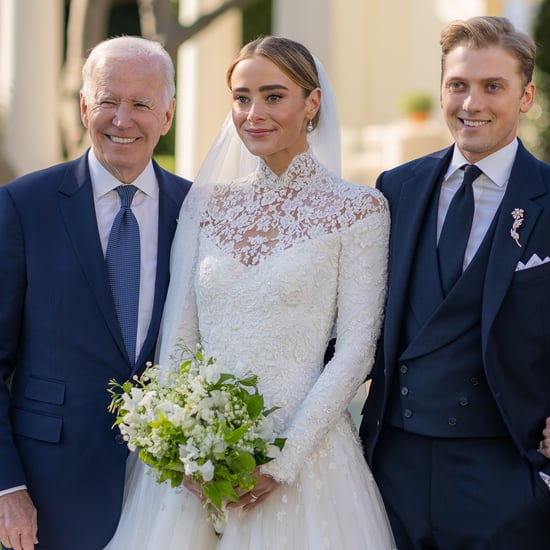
80,57,175,183
440,45,534,163
230,56,320,176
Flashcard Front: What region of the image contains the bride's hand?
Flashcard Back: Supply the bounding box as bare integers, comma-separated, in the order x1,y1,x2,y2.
182,476,205,502
227,468,279,512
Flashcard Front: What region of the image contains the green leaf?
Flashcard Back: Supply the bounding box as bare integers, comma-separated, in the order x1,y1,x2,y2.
239,374,258,387
235,471,257,491
263,405,280,417
218,372,236,384
246,394,264,419
225,424,250,445
217,480,239,503
227,450,256,474
202,482,222,510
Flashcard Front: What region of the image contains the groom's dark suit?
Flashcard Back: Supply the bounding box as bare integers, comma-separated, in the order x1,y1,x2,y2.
361,140,550,549
0,152,190,549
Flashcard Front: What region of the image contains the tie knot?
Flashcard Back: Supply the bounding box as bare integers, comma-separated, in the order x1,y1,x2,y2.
460,164,483,186
116,185,138,208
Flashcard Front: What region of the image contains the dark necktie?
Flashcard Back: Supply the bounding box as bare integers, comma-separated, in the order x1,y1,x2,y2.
106,185,140,365
438,164,483,295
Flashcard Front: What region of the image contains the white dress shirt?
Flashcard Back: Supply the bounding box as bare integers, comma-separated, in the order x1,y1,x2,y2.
437,139,518,269
89,148,159,363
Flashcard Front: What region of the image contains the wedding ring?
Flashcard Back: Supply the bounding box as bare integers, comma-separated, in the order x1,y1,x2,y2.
250,492,258,503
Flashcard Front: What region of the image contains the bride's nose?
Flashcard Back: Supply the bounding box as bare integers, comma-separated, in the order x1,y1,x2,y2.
247,102,266,122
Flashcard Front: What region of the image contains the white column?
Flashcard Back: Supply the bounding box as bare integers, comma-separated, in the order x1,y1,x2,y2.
0,0,63,177
273,0,332,69
176,0,241,179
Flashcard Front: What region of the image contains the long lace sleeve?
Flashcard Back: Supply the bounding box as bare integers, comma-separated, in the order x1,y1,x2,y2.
261,197,389,484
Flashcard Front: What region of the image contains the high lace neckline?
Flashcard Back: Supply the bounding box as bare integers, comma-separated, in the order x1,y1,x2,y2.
256,150,326,191
201,149,385,267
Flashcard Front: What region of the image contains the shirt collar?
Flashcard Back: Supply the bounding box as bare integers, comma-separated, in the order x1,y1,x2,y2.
445,138,518,188
88,148,158,199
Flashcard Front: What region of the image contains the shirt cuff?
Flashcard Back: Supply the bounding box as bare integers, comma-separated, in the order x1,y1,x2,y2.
0,485,27,497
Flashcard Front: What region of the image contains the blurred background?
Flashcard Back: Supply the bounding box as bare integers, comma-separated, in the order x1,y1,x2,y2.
0,0,548,192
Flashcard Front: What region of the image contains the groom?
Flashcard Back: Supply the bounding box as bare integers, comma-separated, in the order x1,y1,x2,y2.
0,37,190,549
361,16,550,549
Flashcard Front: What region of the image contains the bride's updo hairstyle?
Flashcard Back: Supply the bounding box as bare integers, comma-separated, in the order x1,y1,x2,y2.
226,36,322,130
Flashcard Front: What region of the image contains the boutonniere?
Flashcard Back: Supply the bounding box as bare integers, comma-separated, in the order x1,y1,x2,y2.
510,208,524,248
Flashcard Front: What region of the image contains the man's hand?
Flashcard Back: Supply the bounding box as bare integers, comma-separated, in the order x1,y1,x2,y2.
0,490,38,550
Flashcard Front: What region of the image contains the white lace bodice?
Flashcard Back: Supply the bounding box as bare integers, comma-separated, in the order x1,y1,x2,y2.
201,152,381,266
187,152,389,484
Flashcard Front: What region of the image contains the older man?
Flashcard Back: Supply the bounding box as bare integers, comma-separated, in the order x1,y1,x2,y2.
0,37,191,550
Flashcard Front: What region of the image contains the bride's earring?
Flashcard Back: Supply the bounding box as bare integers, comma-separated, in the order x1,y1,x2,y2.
306,119,314,132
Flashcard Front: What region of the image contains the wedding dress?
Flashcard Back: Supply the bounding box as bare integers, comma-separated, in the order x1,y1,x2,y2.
105,150,395,549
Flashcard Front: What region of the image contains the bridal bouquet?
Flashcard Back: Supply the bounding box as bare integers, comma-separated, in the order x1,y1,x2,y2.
108,344,285,520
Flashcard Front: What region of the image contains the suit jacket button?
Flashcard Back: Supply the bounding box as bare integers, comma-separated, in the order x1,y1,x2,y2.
470,377,480,386
404,409,413,418
400,364,408,374
401,387,409,396
448,417,457,427
114,433,126,445
459,397,469,406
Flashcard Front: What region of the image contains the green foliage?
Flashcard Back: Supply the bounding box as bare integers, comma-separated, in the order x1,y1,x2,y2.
535,0,550,74
153,153,176,173
399,90,434,115
107,1,141,36
242,0,272,43
533,0,550,161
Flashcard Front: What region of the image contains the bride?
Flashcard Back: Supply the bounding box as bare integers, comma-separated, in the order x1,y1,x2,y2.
105,36,396,549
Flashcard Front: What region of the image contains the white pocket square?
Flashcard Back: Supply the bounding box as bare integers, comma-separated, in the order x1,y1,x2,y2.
515,253,550,271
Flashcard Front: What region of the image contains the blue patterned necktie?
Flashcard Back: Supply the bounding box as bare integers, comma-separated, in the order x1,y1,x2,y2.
106,185,140,365
438,164,483,295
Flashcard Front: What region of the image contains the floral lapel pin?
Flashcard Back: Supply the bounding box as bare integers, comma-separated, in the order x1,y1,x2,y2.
510,208,524,248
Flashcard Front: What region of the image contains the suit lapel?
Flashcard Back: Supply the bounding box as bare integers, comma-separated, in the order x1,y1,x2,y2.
482,142,546,348
383,147,453,368
58,154,128,361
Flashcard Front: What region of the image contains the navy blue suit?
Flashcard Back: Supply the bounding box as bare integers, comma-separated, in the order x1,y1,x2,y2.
360,141,550,549
0,152,190,549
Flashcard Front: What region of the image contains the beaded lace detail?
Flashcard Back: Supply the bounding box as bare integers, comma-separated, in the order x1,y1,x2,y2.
201,151,386,266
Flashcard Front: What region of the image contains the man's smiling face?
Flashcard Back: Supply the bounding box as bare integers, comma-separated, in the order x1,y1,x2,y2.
80,56,175,183
440,44,535,163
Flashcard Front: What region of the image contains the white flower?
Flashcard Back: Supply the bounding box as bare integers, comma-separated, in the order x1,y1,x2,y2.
197,459,215,482
197,397,217,423
183,460,199,476
179,440,200,462
210,389,227,408
200,362,222,385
